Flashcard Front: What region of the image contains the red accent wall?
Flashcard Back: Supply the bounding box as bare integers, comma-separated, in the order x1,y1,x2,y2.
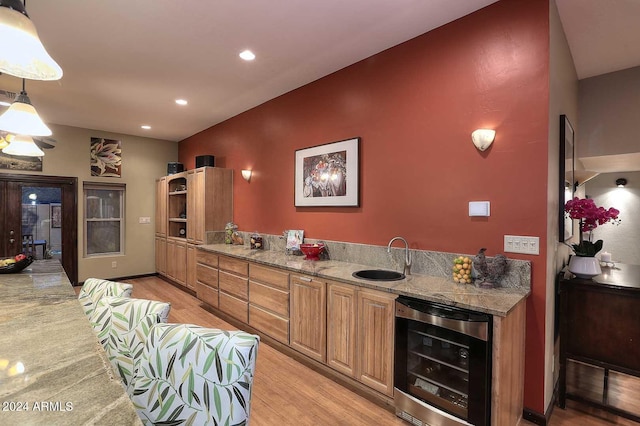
180,0,550,413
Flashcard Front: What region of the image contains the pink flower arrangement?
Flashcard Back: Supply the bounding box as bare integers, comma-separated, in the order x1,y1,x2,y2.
564,197,620,232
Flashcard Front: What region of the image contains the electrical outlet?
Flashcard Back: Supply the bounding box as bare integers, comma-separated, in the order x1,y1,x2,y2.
111,261,117,268
504,235,540,255
139,217,151,224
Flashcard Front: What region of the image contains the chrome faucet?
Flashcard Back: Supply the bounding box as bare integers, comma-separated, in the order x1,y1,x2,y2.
387,236,412,276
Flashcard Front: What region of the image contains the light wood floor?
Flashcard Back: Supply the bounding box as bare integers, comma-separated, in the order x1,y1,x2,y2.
115,276,637,426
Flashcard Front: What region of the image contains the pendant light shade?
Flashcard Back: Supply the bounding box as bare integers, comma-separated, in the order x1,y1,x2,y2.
0,0,62,81
0,81,52,136
2,134,44,156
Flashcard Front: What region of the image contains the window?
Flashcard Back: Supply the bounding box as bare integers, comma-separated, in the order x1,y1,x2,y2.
83,183,125,257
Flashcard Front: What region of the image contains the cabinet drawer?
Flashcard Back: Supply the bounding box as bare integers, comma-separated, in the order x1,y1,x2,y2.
197,250,218,268
249,264,289,290
196,263,218,288
249,304,289,345
219,270,248,300
219,256,248,276
219,291,248,323
196,281,218,308
249,281,289,318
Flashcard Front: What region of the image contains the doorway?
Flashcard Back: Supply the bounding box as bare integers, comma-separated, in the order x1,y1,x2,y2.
0,174,78,284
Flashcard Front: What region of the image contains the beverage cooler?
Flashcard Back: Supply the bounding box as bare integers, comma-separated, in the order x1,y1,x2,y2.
394,296,492,426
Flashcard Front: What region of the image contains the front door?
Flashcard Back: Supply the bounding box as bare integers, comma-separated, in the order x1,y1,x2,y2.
0,174,78,284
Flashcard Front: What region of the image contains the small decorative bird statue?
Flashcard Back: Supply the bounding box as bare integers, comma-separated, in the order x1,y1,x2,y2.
473,248,508,288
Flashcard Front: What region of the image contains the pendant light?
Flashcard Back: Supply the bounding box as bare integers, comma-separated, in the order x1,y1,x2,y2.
0,78,51,136
2,134,44,156
0,0,62,80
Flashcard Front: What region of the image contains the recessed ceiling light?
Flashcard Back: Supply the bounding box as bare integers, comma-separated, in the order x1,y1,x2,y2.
239,50,256,61
175,99,188,106
141,125,151,130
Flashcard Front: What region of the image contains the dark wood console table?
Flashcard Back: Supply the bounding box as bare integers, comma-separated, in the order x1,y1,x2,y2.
558,263,640,422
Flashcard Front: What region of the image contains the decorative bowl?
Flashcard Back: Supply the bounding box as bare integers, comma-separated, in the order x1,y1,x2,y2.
299,243,325,261
0,256,34,274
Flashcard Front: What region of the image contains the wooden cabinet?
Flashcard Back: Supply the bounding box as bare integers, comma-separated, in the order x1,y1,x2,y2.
155,167,232,284
357,289,395,396
327,282,395,396
249,264,290,344
186,244,197,291
290,274,326,363
155,236,166,276
187,167,233,244
155,176,167,237
559,266,640,422
327,281,357,378
196,250,219,308
166,238,187,286
218,256,249,323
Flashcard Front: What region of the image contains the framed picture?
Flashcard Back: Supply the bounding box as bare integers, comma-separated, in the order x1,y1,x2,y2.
91,137,122,177
51,204,62,228
295,137,360,207
559,115,574,242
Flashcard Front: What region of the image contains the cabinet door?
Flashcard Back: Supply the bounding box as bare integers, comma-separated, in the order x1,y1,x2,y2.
155,177,167,236
167,239,187,286
290,274,326,362
327,281,357,378
187,169,205,243
357,289,396,396
155,236,166,276
186,244,196,291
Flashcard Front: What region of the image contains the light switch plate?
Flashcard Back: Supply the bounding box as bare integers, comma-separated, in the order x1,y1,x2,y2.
139,217,151,224
469,201,490,217
504,235,540,255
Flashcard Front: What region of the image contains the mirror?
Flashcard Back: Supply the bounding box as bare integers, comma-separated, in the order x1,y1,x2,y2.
559,115,574,242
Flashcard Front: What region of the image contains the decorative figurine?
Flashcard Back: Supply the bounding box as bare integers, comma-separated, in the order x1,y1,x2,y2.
473,248,508,288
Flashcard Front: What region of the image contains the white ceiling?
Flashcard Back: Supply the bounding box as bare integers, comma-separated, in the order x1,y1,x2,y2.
0,0,639,144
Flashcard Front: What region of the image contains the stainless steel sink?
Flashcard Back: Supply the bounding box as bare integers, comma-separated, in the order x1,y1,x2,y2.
352,269,405,281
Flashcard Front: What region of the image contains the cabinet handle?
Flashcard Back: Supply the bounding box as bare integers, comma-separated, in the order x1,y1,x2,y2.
297,276,312,282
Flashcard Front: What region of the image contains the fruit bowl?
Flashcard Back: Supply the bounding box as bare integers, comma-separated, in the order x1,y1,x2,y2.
0,256,34,274
299,243,325,261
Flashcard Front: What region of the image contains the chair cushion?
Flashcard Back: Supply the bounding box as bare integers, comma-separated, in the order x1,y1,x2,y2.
89,296,171,391
78,278,133,317
130,323,259,426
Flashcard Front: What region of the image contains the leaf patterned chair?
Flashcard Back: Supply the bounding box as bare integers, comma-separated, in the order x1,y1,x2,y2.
130,323,260,426
78,277,134,317
89,296,171,392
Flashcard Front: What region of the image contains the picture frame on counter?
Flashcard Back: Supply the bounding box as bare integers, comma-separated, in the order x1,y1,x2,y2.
294,137,360,207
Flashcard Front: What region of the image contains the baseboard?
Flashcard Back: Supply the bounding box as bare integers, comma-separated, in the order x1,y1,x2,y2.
523,383,558,426
75,273,158,286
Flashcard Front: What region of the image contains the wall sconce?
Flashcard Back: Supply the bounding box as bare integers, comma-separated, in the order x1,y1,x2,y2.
616,178,627,188
471,129,496,151
241,169,252,182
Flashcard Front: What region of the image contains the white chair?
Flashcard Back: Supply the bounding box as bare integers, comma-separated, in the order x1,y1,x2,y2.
130,323,259,425
89,296,171,391
78,277,133,317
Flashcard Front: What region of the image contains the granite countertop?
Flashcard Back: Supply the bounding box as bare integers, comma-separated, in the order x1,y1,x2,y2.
199,244,530,317
0,260,141,425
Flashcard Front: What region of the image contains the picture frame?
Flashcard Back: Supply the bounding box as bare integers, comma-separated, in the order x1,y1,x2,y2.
295,137,360,207
51,204,62,228
559,115,574,242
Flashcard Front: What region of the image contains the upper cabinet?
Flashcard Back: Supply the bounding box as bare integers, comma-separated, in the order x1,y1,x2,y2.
187,167,233,244
160,167,233,243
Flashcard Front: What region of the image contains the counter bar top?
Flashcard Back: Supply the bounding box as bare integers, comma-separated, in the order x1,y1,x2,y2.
0,260,141,425
199,244,530,317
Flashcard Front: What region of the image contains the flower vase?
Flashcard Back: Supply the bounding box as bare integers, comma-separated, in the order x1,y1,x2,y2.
568,256,601,279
